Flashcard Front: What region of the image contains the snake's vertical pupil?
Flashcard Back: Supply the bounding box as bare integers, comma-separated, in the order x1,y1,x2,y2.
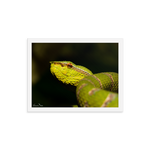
67,63,73,68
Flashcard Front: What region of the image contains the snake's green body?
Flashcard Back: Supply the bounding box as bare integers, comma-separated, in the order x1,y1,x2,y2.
50,61,118,107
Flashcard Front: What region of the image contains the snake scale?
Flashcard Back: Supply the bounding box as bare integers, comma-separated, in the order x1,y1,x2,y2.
50,61,118,107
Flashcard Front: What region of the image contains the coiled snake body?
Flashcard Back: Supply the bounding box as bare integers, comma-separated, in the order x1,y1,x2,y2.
50,61,118,107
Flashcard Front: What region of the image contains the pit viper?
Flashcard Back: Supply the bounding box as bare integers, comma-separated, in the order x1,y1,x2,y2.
50,61,118,107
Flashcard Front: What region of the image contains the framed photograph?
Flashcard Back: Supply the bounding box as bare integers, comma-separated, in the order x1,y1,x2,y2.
24,36,126,114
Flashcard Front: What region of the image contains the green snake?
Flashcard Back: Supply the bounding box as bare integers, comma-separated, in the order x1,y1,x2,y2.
50,61,118,107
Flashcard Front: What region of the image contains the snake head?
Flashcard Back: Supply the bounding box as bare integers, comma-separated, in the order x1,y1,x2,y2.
50,61,93,86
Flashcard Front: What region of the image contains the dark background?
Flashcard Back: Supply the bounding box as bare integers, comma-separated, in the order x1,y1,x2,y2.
32,43,118,107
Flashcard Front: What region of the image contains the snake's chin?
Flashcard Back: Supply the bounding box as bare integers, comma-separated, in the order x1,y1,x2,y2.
53,74,76,93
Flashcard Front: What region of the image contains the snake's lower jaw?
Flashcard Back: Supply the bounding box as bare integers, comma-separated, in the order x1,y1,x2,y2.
50,69,76,93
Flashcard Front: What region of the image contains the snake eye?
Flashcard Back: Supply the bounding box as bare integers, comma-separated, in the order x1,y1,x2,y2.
67,63,73,68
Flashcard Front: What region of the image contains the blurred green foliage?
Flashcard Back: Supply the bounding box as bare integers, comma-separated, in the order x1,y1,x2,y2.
32,43,118,107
